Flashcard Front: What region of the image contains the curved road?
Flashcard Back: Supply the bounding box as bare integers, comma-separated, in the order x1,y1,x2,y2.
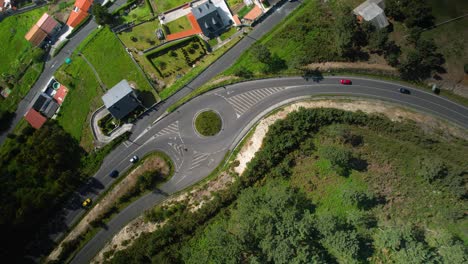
71,76,468,263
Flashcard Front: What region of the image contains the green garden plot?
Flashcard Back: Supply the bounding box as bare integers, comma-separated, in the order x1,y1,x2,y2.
146,37,207,87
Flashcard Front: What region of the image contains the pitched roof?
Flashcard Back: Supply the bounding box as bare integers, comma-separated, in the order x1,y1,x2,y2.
102,80,140,120
36,13,59,35
243,5,262,21
25,25,47,46
233,14,241,26
53,85,68,105
75,0,93,12
102,80,133,107
24,109,47,129
192,1,218,19
67,9,89,27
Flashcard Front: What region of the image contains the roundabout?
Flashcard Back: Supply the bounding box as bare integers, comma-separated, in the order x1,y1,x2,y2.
68,76,468,263
193,109,223,137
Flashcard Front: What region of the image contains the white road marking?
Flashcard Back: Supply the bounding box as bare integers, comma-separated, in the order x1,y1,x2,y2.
225,87,287,117
189,151,210,170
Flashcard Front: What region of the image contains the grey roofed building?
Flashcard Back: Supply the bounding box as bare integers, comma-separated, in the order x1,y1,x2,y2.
102,80,140,120
31,92,60,118
353,0,389,29
192,1,226,38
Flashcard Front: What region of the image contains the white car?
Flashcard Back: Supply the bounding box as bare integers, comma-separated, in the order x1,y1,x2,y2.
130,155,139,163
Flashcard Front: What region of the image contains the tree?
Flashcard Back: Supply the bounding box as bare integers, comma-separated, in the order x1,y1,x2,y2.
250,44,271,64
385,0,405,21
368,29,389,53
398,39,444,80
335,7,361,59
31,48,46,63
417,157,447,183
92,4,113,25
318,145,353,175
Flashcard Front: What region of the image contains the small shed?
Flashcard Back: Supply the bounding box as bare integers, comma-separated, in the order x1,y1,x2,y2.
102,80,140,120
353,0,389,29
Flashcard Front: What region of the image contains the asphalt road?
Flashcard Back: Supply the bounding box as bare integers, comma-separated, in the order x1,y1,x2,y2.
0,0,128,145
46,0,303,245
70,76,468,263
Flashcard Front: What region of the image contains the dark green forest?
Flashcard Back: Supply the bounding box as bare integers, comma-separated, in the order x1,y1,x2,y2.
109,108,467,263
0,122,128,261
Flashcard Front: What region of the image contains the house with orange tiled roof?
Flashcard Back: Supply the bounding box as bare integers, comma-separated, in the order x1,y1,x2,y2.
25,13,61,47
67,0,93,28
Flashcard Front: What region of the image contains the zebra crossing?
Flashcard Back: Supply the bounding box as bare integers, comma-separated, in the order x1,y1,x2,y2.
155,121,179,138
189,151,211,170
223,87,286,117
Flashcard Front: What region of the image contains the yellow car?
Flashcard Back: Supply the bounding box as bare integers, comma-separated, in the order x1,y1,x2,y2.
82,198,92,208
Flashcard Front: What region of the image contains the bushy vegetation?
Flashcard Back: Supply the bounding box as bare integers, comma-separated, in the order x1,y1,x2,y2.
146,37,207,89
194,110,222,136
108,108,467,263
0,122,84,261
225,0,445,82
0,120,130,261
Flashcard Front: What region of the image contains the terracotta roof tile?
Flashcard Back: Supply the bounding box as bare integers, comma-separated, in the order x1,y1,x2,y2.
24,109,47,129
25,25,47,46
243,5,262,21
67,9,89,27
36,13,59,35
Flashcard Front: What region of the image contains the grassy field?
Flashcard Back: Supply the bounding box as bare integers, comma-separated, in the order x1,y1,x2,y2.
165,15,192,34
0,6,48,113
421,0,468,87
55,27,158,150
80,28,157,104
147,37,207,91
118,20,164,51
219,26,238,41
154,0,187,13
120,1,152,23
224,0,343,76
54,57,102,150
195,110,222,136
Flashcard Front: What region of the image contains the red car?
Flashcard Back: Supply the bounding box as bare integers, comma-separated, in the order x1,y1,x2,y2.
340,79,352,85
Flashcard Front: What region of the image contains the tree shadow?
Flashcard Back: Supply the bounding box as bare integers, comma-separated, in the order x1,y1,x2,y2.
303,67,324,82
138,90,157,107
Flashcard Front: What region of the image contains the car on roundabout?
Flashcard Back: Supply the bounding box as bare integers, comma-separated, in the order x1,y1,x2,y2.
109,170,119,178
130,155,139,163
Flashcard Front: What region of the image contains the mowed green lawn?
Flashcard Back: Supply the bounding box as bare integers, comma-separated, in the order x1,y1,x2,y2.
154,0,187,13
0,6,46,73
118,20,163,51
165,15,192,34
120,1,152,23
55,57,101,151
55,27,159,150
80,28,154,95
0,7,48,113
